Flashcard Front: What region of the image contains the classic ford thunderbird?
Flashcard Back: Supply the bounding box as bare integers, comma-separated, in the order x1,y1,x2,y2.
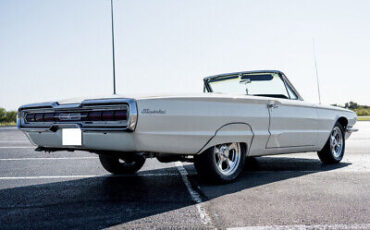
18,70,357,183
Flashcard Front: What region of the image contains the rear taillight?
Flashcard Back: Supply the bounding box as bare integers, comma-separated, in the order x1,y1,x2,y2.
34,113,44,122
102,111,114,120
54,112,61,122
25,109,127,122
43,113,55,122
80,112,88,121
25,113,35,122
88,111,101,121
114,110,127,120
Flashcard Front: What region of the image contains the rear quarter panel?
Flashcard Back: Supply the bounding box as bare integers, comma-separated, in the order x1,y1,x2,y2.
134,96,270,154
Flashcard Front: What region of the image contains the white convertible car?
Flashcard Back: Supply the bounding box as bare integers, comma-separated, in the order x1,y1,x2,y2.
18,70,357,183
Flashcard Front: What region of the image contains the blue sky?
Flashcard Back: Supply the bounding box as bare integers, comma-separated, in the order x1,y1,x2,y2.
1,0,369,110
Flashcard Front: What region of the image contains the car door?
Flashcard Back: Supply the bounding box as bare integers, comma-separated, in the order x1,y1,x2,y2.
266,98,319,149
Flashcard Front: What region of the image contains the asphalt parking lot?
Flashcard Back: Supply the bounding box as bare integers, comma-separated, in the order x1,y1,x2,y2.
0,123,369,230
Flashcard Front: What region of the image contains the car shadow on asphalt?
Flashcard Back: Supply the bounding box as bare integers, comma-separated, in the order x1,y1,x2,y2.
0,156,350,229
186,156,351,200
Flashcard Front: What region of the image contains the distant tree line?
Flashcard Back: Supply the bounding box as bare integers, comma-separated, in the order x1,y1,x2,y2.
332,101,370,116
0,108,17,123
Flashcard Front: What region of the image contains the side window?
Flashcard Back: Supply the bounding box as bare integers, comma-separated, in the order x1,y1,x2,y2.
286,84,298,100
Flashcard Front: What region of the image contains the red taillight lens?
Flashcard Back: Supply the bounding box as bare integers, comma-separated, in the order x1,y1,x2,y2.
34,113,44,122
43,113,55,122
114,110,127,120
25,113,35,122
88,111,102,121
102,111,114,121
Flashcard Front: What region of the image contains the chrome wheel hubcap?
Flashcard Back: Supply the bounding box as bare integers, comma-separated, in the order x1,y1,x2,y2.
330,127,343,158
214,143,242,176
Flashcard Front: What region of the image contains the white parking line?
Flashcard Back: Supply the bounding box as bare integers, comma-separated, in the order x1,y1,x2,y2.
0,157,98,161
0,147,34,149
0,172,181,180
227,224,370,230
175,162,212,226
0,175,98,180
247,168,370,173
0,140,29,143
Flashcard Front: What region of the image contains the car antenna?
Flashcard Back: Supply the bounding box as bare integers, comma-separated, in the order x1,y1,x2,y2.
312,38,321,104
110,0,117,95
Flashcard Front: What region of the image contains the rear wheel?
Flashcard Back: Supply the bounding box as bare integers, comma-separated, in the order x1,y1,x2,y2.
194,142,246,183
317,122,345,164
99,153,146,174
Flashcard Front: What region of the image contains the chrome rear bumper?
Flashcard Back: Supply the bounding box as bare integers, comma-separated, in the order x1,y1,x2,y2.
24,129,136,152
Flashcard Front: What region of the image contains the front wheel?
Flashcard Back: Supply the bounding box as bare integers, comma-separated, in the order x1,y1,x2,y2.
194,142,246,183
317,122,345,164
99,153,146,174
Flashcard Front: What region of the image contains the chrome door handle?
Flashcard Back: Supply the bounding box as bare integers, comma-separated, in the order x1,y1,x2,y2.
267,102,279,109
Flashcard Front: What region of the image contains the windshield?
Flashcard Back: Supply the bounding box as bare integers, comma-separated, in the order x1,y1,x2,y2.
208,73,292,99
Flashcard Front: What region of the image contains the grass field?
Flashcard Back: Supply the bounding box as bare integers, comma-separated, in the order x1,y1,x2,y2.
354,108,370,116
0,122,16,126
358,116,370,121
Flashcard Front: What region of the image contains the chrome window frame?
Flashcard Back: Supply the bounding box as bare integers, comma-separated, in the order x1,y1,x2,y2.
279,72,303,101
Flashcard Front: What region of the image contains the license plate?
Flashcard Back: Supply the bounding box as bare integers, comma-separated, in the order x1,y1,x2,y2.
62,128,82,146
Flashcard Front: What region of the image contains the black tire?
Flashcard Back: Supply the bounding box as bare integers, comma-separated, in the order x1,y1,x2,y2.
194,143,246,183
99,153,146,174
317,122,345,164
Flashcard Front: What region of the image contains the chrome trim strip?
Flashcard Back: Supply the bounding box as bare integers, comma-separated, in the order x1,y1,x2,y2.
127,100,138,131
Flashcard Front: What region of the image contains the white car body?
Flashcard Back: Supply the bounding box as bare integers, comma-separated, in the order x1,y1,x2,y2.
18,71,357,158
